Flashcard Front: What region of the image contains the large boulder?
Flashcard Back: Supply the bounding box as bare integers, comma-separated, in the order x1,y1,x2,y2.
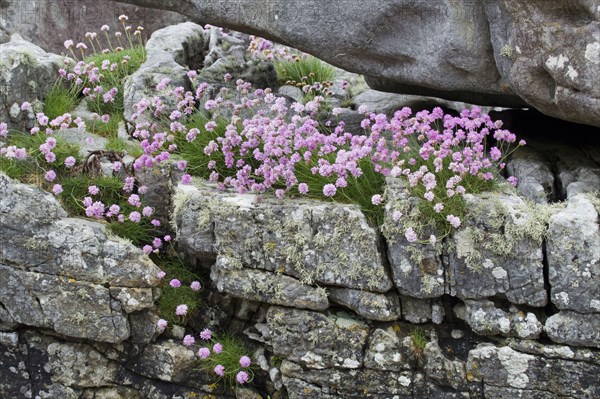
0,0,186,54
117,0,600,127
0,173,161,343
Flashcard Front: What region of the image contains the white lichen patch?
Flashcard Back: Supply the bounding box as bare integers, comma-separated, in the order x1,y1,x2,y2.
585,42,600,64
590,299,600,311
492,267,508,279
545,54,569,70
497,346,533,389
566,65,579,80
398,375,411,387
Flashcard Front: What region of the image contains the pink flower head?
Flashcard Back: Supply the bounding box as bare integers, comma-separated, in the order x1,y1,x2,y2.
183,334,195,346
239,356,251,368
298,183,309,194
175,304,188,316
169,279,181,288
129,211,141,223
322,184,336,197
142,206,153,217
236,371,249,384
64,40,74,49
213,343,223,354
507,176,518,187
157,319,168,331
405,227,417,243
52,184,63,196
190,281,201,291
371,194,383,205
446,214,461,228
214,364,225,376
45,170,57,182
157,271,166,279
197,347,210,359
181,174,192,185
20,102,32,111
88,185,99,195
200,328,212,340
142,245,153,255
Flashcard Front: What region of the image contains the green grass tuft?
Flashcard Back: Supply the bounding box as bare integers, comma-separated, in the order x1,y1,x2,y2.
154,256,202,325
275,55,335,87
43,81,80,120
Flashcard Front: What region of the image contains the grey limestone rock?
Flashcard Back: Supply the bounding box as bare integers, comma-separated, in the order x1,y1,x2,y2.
447,192,547,307
506,147,555,204
467,343,600,397
363,327,416,371
0,34,62,131
266,306,369,370
328,288,401,322
545,311,600,348
547,194,600,313
211,256,329,311
174,182,392,292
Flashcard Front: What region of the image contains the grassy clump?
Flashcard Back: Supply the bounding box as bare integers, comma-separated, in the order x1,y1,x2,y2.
198,333,257,389
275,55,335,87
43,81,80,120
410,327,428,360
154,256,202,325
89,114,122,138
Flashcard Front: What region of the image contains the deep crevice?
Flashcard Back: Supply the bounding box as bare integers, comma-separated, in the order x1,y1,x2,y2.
541,238,558,318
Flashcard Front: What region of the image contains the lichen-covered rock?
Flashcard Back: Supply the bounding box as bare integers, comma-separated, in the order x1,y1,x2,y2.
126,340,197,383
175,182,392,292
211,256,329,311
280,360,413,399
0,34,61,130
383,179,445,299
547,194,600,313
400,296,445,325
424,340,467,391
328,288,401,322
364,328,415,371
455,300,542,339
0,174,160,343
545,311,600,348
506,146,555,203
123,22,206,122
266,307,369,369
467,344,600,397
448,192,547,307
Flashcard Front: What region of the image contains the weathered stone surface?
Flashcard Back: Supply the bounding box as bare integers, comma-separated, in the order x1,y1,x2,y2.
547,194,600,313
0,174,160,342
123,22,206,122
545,311,600,348
328,288,401,322
119,0,600,127
266,307,369,370
281,360,413,399
506,146,555,204
0,34,61,130
175,182,392,292
364,328,415,371
400,296,444,325
455,300,542,339
211,256,329,311
467,344,600,397
424,340,467,391
126,340,197,383
448,192,547,307
383,179,445,299
0,0,186,54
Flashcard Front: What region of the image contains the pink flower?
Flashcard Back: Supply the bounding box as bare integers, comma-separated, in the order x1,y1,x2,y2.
214,364,225,376
197,347,210,359
175,304,188,316
164,235,172,242
298,183,309,194
405,227,417,243
169,279,181,288
157,271,166,279
65,157,77,169
52,184,63,196
20,102,32,111
392,211,403,222
183,335,195,346
157,319,168,331
190,281,201,291
88,185,99,195
64,40,74,49
181,174,192,185
239,356,251,368
129,211,141,223
142,206,153,217
44,170,57,182
322,184,336,197
142,245,153,254
213,343,223,354
236,371,249,384
200,328,212,340
446,214,461,228
507,176,518,187
371,194,383,205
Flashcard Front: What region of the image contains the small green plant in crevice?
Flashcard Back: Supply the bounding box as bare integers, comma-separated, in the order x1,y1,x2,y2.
275,54,336,104
409,326,428,360
89,113,122,138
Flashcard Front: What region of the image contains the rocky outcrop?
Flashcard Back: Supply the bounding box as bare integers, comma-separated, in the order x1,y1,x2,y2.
0,0,186,53
0,34,62,130
117,0,600,127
